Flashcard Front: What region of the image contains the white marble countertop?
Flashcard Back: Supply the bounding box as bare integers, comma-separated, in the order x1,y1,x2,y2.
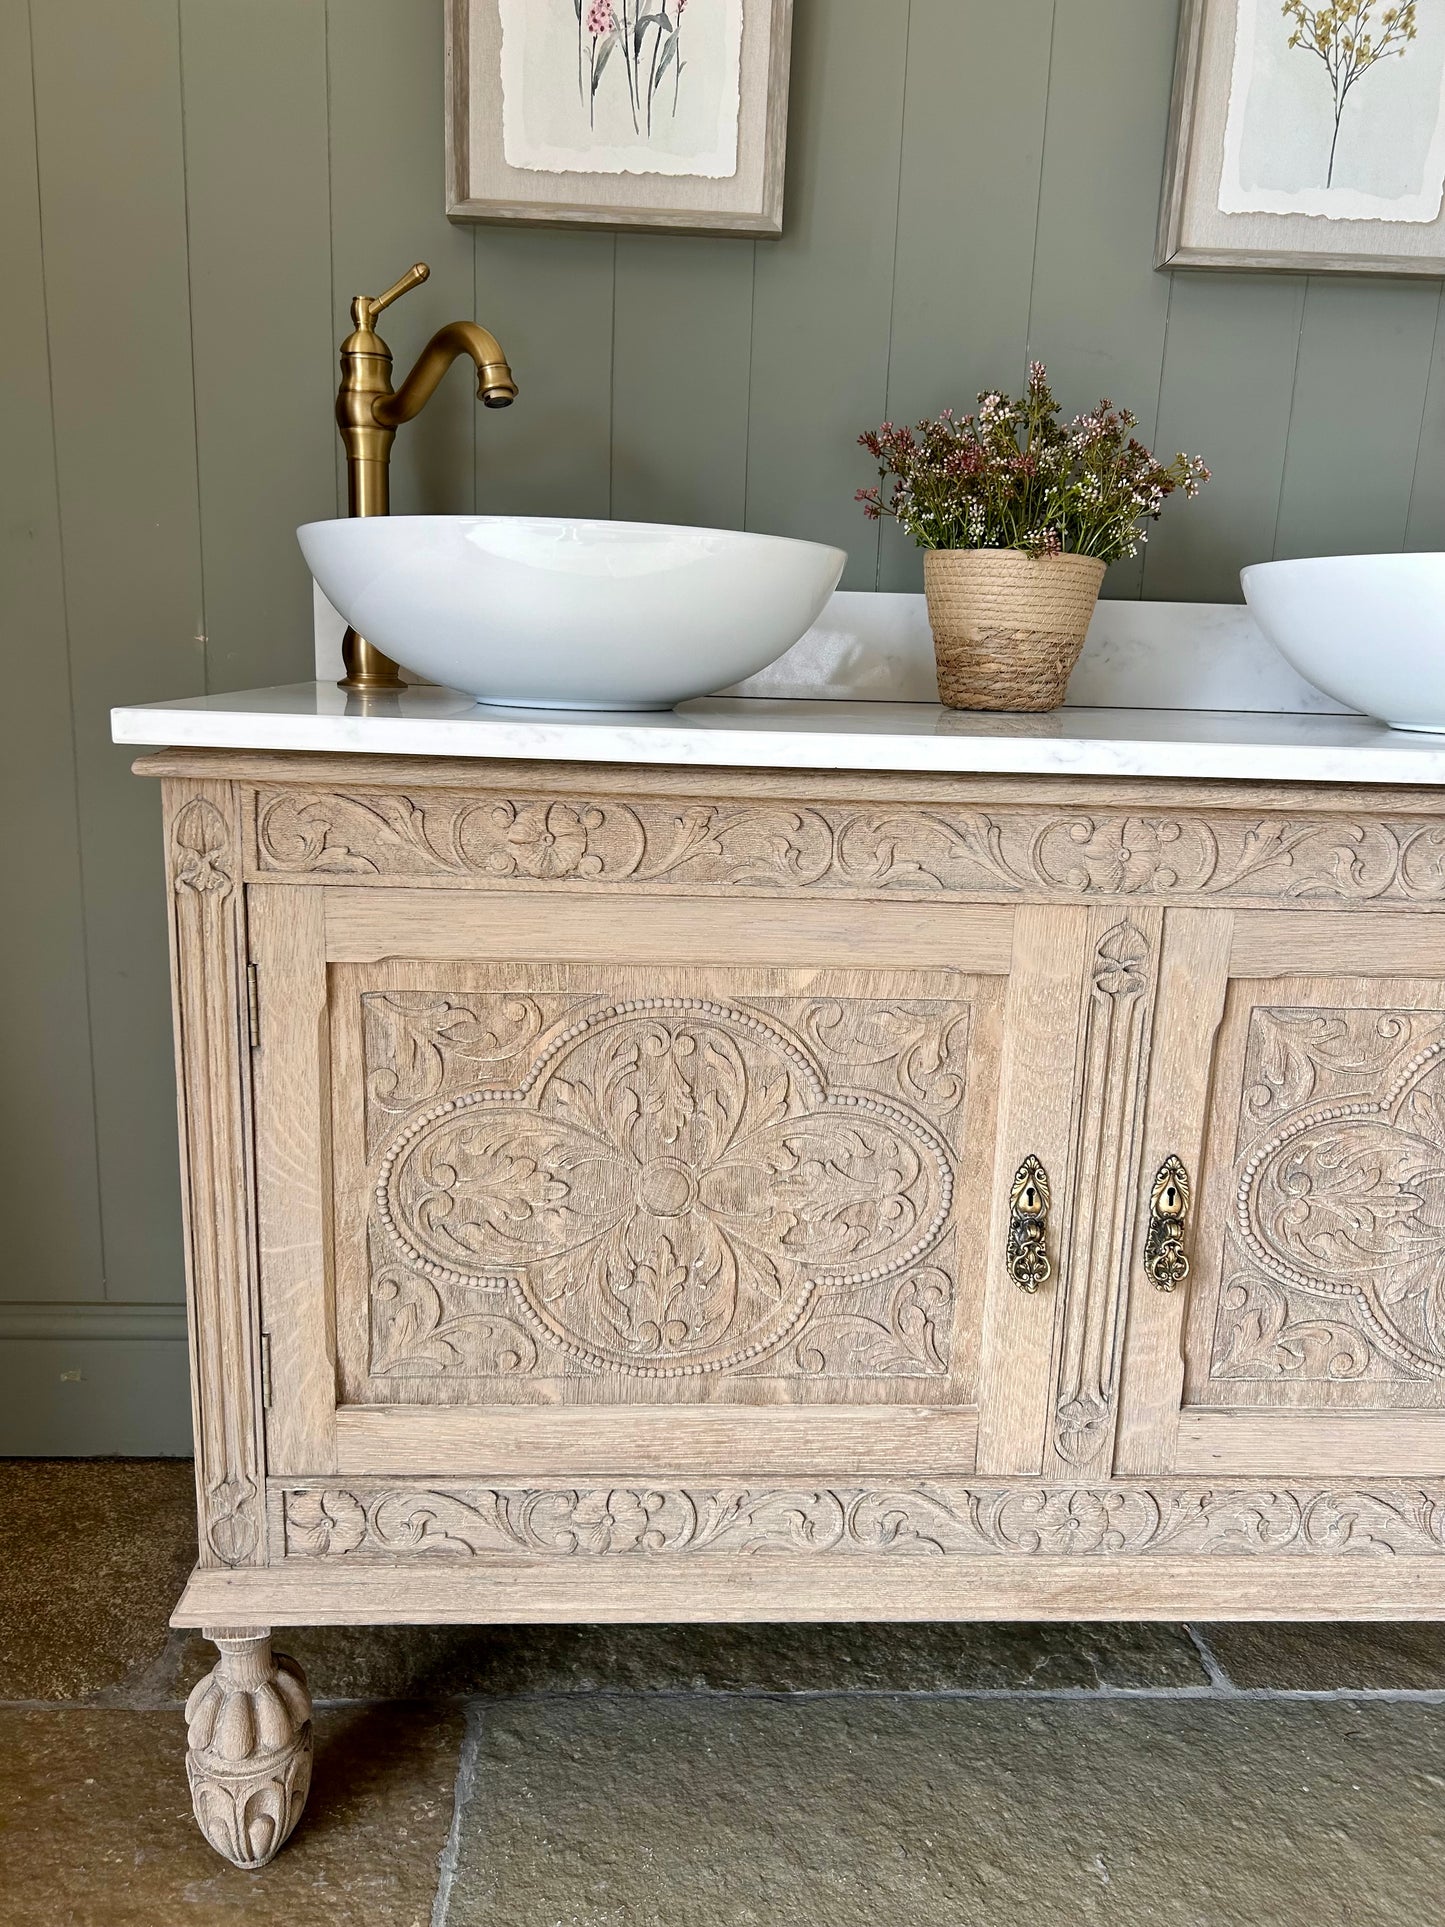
111,681,1445,786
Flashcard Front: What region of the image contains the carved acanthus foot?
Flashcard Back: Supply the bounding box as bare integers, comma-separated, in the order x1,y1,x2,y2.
185,1627,313,1869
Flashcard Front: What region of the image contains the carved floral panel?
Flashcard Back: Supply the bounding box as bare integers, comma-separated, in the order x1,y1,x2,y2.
354,982,981,1393
281,1480,1445,1559
1210,1006,1445,1386
255,787,1445,905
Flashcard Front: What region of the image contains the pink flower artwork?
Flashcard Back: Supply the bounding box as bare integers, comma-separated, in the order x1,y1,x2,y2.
575,0,690,135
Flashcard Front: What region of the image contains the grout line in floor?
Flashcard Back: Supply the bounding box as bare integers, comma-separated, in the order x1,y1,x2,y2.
431,1682,1445,1707
431,1699,483,1927
12,1682,1445,1714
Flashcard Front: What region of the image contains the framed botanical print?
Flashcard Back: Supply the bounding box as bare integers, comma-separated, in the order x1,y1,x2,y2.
446,0,793,235
1158,0,1445,273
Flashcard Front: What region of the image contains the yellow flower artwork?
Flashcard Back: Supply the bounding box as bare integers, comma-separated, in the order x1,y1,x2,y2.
1219,0,1445,223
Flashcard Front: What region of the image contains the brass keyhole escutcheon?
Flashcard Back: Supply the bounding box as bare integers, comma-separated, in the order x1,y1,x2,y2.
1145,1155,1192,1292
1007,1154,1053,1293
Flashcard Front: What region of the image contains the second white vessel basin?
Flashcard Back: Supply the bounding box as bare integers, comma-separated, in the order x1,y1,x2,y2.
298,515,847,710
1243,552,1445,733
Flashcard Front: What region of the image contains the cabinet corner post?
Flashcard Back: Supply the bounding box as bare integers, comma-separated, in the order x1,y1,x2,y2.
163,778,265,1570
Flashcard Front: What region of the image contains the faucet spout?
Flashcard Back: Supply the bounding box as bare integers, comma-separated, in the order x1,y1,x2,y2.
374,321,518,426
331,262,518,693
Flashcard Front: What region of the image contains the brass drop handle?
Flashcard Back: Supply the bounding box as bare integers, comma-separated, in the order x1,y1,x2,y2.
1007,1155,1052,1293
1145,1155,1192,1292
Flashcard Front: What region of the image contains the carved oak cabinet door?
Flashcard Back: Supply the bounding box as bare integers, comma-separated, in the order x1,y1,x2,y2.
248,880,1050,1537
1114,909,1445,1484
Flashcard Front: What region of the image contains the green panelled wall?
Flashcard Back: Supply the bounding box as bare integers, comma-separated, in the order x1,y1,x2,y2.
4,0,1444,1450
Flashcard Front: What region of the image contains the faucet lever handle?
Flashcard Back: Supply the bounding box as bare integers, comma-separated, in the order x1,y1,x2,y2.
352,262,430,331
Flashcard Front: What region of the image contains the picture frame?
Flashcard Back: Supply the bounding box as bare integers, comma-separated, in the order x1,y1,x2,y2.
1158,0,1445,275
446,0,793,236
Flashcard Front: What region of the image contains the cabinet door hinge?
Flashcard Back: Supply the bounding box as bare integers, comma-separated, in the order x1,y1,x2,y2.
246,962,261,1051
259,1331,273,1410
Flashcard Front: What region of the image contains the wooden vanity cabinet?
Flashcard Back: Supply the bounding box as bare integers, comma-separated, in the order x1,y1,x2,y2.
145,748,1445,1864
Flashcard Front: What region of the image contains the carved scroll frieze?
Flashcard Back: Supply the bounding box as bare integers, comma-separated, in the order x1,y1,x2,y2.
1050,920,1159,1470
281,1480,1445,1560
258,791,834,888
368,994,961,1383
255,788,1445,905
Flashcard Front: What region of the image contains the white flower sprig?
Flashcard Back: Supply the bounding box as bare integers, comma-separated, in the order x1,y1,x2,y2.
857,363,1210,564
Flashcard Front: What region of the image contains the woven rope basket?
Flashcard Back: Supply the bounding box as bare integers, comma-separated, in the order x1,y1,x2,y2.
924,548,1107,712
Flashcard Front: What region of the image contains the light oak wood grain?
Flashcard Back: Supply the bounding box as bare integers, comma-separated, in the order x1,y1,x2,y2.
174,1551,1445,1627
974,907,1092,1476
1228,913,1445,977
1114,910,1233,1475
1175,1410,1445,1475
163,779,265,1570
331,1406,979,1477
145,760,1445,1675
249,887,336,1476
323,889,1016,971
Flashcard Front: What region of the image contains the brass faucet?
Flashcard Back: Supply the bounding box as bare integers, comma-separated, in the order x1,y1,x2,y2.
334,263,517,692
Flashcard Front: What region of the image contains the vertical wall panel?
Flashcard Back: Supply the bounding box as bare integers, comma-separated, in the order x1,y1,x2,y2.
0,0,104,1302
1274,279,1442,560
181,0,335,692
472,228,617,518
328,0,477,517
1027,0,1180,597
31,0,205,1307
611,235,755,529
745,0,911,589
1144,274,1306,602
878,0,1054,592
1405,298,1445,554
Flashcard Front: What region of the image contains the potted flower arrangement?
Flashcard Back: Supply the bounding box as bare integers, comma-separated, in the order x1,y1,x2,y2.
857,364,1209,711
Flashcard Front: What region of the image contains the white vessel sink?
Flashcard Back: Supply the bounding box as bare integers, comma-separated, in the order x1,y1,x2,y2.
298,515,846,711
1243,553,1445,734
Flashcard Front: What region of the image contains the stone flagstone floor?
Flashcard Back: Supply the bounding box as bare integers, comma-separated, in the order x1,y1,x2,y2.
2,1461,1444,1924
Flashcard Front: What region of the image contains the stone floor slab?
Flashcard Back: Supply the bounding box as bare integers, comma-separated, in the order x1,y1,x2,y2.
0,1703,461,1926
170,1619,1207,1704
1201,1620,1445,1690
448,1693,1445,1926
0,1460,195,1700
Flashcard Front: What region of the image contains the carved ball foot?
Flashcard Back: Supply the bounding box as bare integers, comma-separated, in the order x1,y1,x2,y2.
185,1628,313,1869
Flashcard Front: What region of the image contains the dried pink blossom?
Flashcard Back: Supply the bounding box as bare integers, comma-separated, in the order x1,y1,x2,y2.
586,0,614,34
854,362,1209,563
